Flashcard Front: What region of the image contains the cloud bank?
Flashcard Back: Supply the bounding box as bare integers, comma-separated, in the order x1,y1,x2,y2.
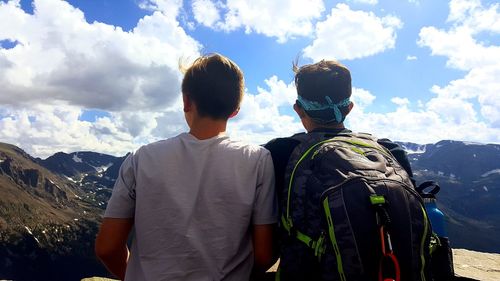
347,0,500,144
0,0,199,157
0,0,498,159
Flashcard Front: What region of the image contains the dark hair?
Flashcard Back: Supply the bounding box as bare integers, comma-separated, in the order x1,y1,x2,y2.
294,60,351,103
181,53,244,120
293,60,352,123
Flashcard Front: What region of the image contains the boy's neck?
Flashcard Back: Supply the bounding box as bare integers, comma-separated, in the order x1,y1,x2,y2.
189,117,227,140
305,121,345,132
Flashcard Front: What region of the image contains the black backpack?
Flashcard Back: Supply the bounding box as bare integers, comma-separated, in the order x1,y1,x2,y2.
277,132,433,281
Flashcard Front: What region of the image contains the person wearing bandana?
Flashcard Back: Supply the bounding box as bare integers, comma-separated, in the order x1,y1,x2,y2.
264,60,416,280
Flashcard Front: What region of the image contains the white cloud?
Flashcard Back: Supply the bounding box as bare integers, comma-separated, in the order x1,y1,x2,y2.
228,76,302,144
192,0,221,27
418,0,500,129
0,104,137,158
448,0,500,32
347,103,499,145
431,66,500,127
418,26,500,70
0,0,201,157
191,0,325,43
227,77,499,145
1,0,499,160
406,55,418,60
418,0,500,70
0,0,201,111
0,102,187,158
351,87,376,110
346,0,500,143
391,97,410,107
138,0,183,18
231,79,499,145
303,4,403,61
232,68,499,147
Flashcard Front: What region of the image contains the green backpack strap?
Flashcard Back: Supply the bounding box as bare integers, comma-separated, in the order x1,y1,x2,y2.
281,137,338,261
281,216,327,260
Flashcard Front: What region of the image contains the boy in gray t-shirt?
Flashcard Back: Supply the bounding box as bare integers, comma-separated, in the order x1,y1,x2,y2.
95,54,278,281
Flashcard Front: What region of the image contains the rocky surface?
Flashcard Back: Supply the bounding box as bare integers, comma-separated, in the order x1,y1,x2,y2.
453,249,500,281
82,249,500,281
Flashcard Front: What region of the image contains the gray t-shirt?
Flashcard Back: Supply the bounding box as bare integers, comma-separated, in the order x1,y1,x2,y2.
104,133,277,281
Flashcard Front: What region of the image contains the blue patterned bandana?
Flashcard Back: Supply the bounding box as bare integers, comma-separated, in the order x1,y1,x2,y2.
297,95,351,124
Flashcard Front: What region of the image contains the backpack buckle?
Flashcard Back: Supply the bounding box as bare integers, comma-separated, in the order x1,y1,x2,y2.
370,195,391,228
370,195,386,206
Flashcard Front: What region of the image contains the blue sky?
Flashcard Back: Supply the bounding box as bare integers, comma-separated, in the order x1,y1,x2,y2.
0,0,499,157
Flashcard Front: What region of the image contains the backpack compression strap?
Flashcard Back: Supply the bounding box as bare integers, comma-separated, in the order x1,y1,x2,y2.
281,135,338,261
281,216,327,259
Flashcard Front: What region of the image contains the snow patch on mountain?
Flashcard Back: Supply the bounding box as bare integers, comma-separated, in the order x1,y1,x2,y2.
398,143,427,154
72,154,82,163
407,147,426,154
481,169,500,177
93,163,113,173
65,176,76,183
463,141,487,146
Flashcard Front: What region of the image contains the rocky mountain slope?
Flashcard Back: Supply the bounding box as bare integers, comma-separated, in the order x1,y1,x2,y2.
0,143,108,281
398,140,500,252
35,151,128,211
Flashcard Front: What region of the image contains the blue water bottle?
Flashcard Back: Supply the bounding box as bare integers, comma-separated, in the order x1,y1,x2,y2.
417,180,454,280
417,181,446,236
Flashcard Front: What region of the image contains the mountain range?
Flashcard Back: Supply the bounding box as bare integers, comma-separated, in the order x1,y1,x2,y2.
0,143,110,280
0,139,499,280
397,140,500,253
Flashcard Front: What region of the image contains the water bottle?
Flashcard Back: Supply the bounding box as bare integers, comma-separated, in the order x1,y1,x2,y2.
417,181,454,280
417,181,447,236
423,194,447,237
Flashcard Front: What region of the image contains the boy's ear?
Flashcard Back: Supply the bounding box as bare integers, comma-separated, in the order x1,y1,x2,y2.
293,103,307,119
228,107,240,119
183,94,191,113
346,101,354,115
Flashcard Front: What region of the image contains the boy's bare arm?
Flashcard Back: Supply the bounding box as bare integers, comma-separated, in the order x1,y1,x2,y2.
252,223,276,271
95,218,134,280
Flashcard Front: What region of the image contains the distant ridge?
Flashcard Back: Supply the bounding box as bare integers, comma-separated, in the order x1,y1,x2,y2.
396,140,500,253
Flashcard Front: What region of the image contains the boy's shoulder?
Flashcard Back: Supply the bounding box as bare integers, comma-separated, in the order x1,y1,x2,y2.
129,134,192,162
264,135,302,154
135,134,182,152
222,137,271,158
136,133,270,159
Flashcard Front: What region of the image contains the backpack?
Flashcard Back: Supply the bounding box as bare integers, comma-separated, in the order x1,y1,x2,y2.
277,132,432,281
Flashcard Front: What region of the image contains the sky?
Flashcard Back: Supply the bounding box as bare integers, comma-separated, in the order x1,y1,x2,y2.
0,0,499,158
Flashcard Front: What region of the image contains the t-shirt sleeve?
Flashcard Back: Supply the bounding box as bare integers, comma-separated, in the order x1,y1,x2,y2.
252,150,278,225
104,152,137,218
